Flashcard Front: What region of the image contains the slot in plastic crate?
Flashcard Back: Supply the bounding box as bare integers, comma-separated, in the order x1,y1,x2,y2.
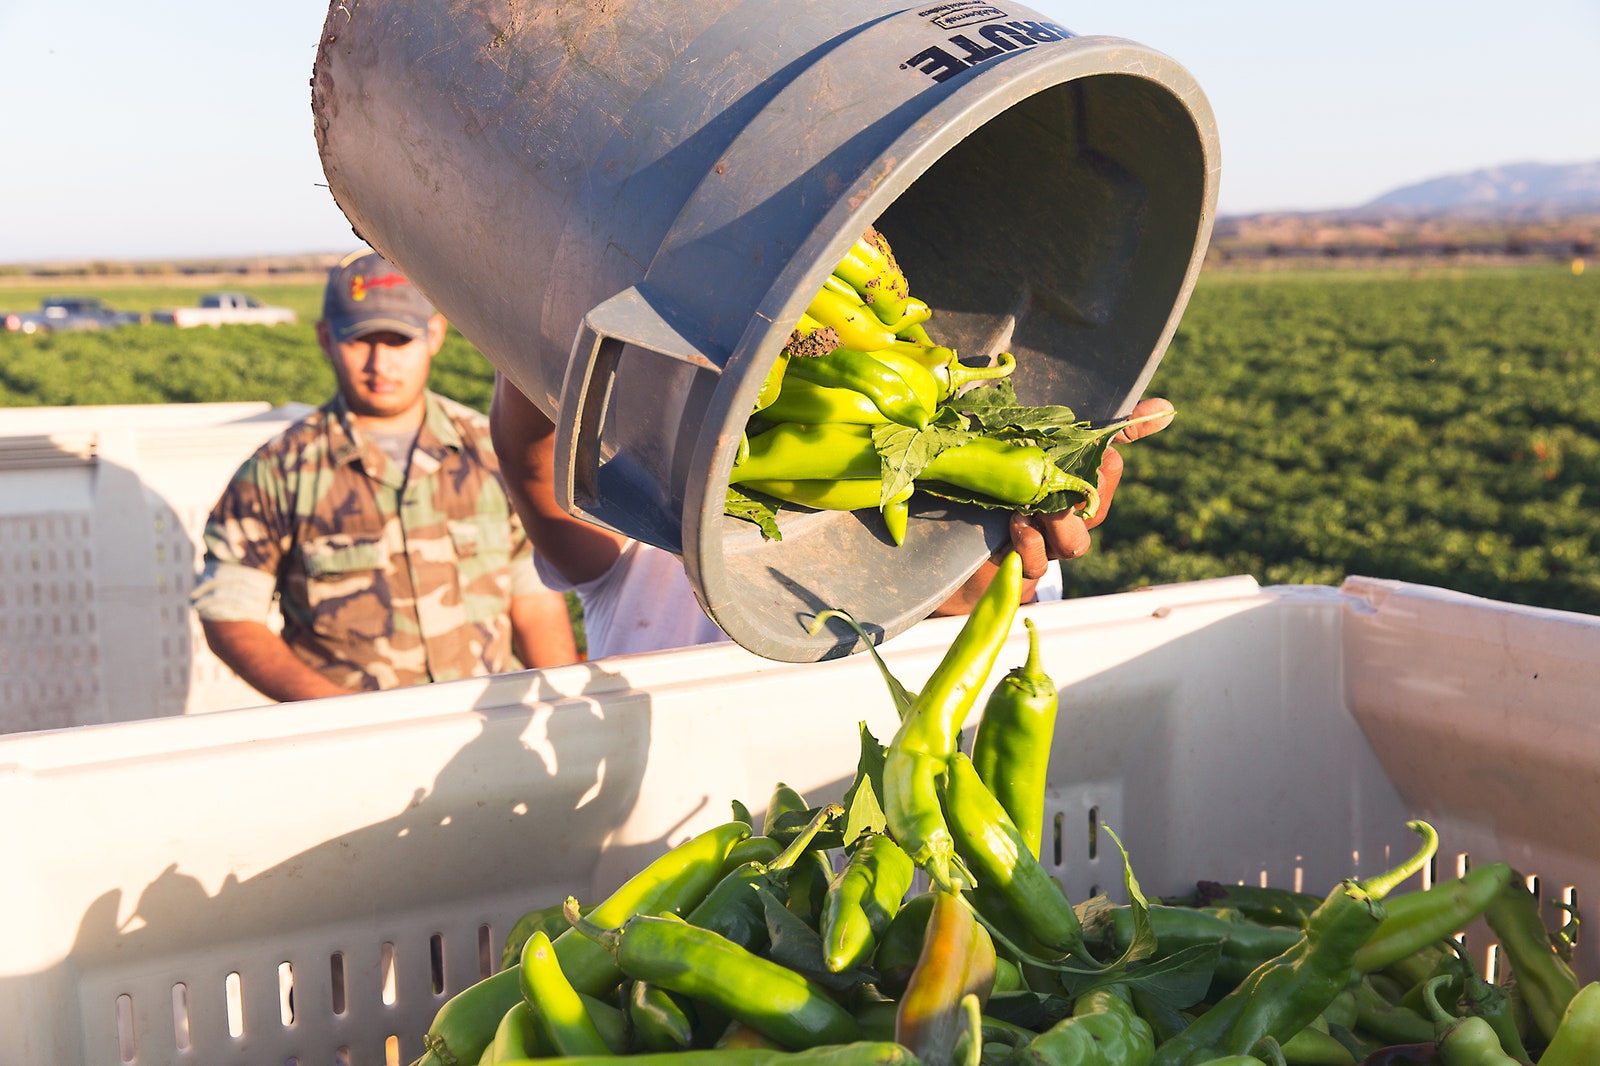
1,574,1595,1065
0,403,311,730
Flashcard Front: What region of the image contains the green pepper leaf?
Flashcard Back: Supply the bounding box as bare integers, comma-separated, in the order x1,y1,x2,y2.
871,416,973,507
724,486,783,540
752,882,874,993
840,722,889,845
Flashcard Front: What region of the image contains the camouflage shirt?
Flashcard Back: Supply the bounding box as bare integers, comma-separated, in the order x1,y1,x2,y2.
192,392,543,690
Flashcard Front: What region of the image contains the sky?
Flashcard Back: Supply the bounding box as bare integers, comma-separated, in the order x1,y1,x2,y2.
2,1,1597,265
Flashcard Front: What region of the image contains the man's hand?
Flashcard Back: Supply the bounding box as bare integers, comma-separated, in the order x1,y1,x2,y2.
933,396,1174,615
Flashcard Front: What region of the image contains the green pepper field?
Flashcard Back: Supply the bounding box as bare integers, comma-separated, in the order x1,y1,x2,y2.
3,263,1597,615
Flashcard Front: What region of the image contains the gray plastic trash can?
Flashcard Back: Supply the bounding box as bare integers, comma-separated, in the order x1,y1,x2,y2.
312,0,1220,661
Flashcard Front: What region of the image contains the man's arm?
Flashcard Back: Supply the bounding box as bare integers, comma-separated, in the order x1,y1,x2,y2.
933,397,1175,616
509,590,583,666
489,373,630,586
201,619,355,702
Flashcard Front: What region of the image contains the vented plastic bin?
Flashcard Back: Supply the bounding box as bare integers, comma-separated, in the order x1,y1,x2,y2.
0,403,310,730
1,575,1596,1066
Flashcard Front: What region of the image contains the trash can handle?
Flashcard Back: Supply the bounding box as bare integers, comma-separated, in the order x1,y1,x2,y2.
557,285,729,533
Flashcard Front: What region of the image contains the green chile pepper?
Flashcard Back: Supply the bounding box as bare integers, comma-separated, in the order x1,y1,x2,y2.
739,477,911,515
689,803,841,951
502,900,593,973
550,821,753,998
805,287,901,353
487,1040,919,1066
1169,883,1325,929
520,929,614,1055
481,999,544,1064
729,422,879,485
920,437,1100,514
874,891,939,998
1150,821,1439,1066
886,342,1017,399
1352,862,1514,974
942,750,1094,963
761,376,894,426
1011,987,1156,1066
566,907,861,1050
1275,1024,1355,1065
821,831,916,972
884,491,910,547
968,617,1057,860
1482,871,1581,1045
1351,976,1435,1046
627,980,697,1052
883,551,1024,889
754,351,791,414
895,889,998,1066
1101,905,1304,990
416,967,526,1066
1422,976,1522,1065
830,233,911,316
1535,980,1600,1066
785,346,932,428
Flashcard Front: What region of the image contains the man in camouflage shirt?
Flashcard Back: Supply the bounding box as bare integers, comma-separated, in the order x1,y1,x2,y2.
191,249,579,701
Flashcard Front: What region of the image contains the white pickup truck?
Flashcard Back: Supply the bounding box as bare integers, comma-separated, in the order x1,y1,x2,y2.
151,291,298,328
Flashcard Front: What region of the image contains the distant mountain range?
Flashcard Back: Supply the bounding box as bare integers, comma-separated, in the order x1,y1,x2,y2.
1227,160,1600,223
1212,161,1600,261
1359,160,1600,218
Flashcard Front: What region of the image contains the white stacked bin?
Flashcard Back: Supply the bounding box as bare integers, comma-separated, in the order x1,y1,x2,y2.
1,574,1596,1065
0,403,310,730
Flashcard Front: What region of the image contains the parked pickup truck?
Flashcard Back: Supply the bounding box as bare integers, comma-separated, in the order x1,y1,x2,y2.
3,295,145,334
151,291,298,328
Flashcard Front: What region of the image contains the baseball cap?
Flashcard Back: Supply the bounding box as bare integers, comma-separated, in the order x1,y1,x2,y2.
322,249,437,342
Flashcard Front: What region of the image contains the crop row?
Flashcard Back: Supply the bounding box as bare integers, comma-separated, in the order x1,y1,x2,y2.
2,265,1597,614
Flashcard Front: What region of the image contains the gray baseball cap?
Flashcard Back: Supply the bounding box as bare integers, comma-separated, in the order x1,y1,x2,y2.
322,249,437,342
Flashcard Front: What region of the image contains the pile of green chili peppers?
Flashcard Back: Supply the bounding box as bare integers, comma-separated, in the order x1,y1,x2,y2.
410,556,1596,1066
728,228,1097,545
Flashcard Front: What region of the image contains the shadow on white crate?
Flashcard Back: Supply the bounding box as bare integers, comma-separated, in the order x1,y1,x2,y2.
0,576,1596,1065
0,402,314,730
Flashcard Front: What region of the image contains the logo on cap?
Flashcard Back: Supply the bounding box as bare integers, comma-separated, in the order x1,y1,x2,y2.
350,272,409,302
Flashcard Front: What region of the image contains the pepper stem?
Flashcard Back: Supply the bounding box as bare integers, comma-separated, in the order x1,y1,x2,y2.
562,896,623,955
769,803,844,871
1039,465,1101,518
945,351,1017,394
1358,820,1439,901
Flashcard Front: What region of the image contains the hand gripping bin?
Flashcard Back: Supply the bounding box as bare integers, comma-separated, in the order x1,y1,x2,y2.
311,0,1220,660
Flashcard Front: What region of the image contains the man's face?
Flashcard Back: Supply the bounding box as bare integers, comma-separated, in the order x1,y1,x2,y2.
318,316,443,424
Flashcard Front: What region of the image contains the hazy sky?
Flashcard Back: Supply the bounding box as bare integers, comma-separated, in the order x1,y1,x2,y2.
2,1,1596,264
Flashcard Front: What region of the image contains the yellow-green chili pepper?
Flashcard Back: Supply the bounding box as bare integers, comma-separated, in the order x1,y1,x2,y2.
1536,980,1600,1066
728,423,879,485
1422,975,1522,1065
941,751,1095,964
1150,821,1439,1065
805,286,900,353
968,617,1057,860
785,346,931,428
550,820,752,998
920,437,1098,513
883,551,1023,889
1482,870,1582,1045
565,906,861,1050
521,929,615,1055
820,831,916,973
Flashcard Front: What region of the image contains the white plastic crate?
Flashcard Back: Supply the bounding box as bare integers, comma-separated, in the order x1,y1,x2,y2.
0,403,312,730
1,574,1596,1066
